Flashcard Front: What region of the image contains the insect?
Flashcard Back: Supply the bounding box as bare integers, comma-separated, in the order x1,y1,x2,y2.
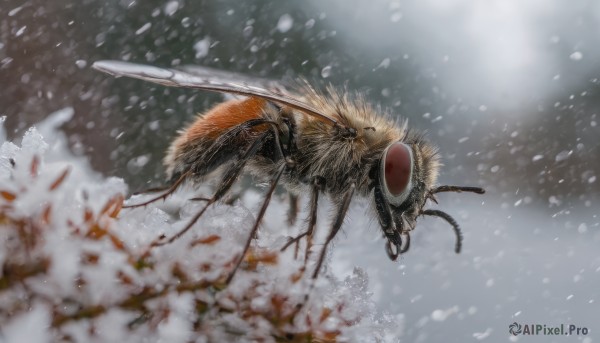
93,60,485,283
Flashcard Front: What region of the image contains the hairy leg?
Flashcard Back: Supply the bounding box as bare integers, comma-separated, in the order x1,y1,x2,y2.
226,164,286,284
152,131,271,247
311,183,356,279
281,177,324,264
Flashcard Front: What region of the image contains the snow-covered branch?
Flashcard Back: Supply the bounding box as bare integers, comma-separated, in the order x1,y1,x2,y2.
0,109,395,342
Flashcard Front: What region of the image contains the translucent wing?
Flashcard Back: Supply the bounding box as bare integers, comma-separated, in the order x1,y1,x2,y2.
177,64,289,94
92,60,338,126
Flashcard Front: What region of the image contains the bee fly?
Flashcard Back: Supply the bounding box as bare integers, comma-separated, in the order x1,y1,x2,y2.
93,60,485,282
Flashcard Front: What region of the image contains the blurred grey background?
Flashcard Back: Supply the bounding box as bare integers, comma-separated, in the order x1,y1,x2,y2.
1,0,598,341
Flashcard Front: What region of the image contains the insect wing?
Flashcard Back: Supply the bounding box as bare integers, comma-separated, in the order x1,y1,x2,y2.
178,64,290,94
92,60,337,125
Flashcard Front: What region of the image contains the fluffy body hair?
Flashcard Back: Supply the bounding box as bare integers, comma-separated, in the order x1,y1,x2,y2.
165,85,440,226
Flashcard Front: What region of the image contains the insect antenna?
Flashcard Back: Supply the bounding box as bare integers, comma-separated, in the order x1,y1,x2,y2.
123,170,192,208
421,209,463,253
430,185,485,195
427,185,485,204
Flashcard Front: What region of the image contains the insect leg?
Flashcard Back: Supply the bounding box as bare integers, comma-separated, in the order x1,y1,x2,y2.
225,163,286,284
222,117,294,283
281,116,298,155
383,234,411,263
293,183,355,312
374,185,404,261
280,177,324,263
126,119,278,208
152,131,271,247
123,170,192,209
223,191,242,205
300,186,317,263
186,119,277,178
400,231,411,253
421,209,463,253
311,183,356,279
287,193,299,226
282,115,300,226
132,185,171,195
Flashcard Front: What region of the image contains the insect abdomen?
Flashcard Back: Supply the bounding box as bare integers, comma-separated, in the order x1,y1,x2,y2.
164,97,270,181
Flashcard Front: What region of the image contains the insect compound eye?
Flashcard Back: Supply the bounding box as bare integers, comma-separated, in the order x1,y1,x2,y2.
381,142,413,205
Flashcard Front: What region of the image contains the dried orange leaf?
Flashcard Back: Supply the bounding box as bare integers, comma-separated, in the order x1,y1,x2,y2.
86,222,126,251
83,208,94,222
190,234,221,246
30,155,39,177
49,167,70,191
41,204,52,224
319,307,332,323
245,250,278,265
109,234,126,251
117,271,133,285
83,253,100,265
87,224,106,239
172,263,189,282
270,294,288,313
101,194,124,218
290,268,305,283
321,331,340,341
0,191,16,202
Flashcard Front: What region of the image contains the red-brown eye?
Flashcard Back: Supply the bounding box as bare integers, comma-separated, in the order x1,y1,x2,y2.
384,143,412,197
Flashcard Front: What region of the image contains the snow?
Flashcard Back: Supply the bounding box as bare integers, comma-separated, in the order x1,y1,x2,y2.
321,65,332,78
390,12,402,22
472,328,492,340
135,23,152,35
164,1,180,16
531,154,544,162
276,14,294,33
3,2,600,338
430,306,458,322
376,57,391,69
0,110,397,341
75,59,87,69
2,304,51,343
8,6,23,16
570,51,583,61
14,26,26,37
193,37,211,59
554,149,572,162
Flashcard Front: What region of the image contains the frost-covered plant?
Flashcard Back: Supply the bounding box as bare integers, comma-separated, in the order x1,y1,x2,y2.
0,109,396,342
